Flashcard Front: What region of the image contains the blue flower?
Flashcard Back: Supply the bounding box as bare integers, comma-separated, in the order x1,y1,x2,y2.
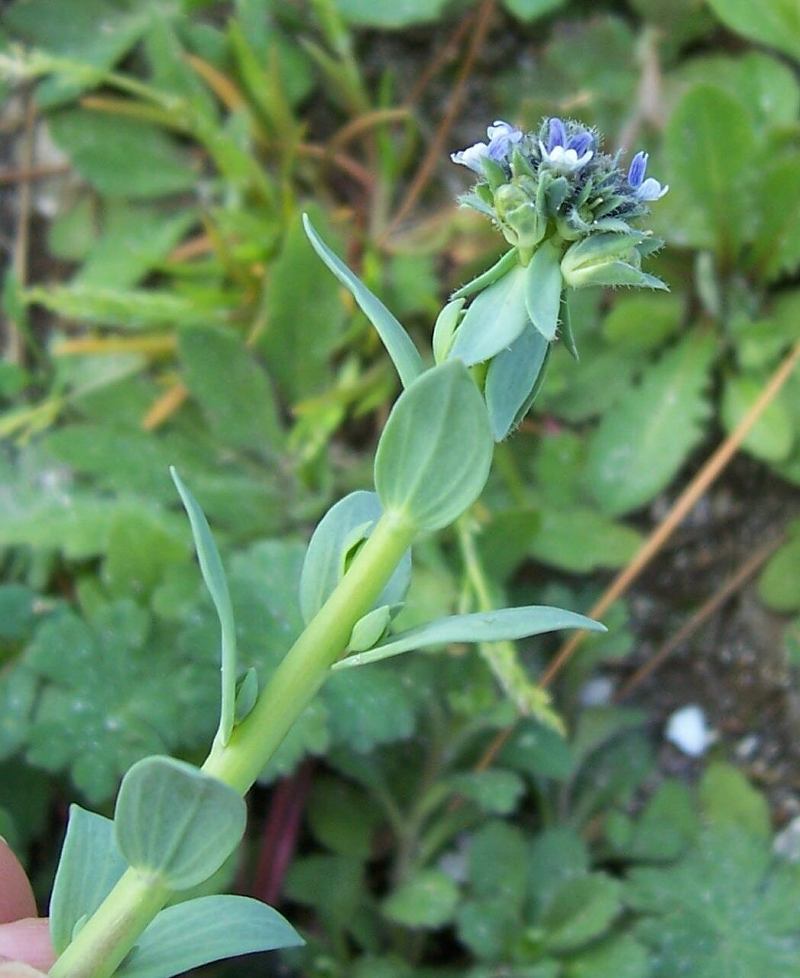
627,151,668,201
451,120,522,172
539,117,593,174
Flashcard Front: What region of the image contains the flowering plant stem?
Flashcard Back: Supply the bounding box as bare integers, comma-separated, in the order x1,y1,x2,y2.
49,510,417,978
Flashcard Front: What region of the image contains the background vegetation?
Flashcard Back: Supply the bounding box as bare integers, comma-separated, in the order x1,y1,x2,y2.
1,0,800,975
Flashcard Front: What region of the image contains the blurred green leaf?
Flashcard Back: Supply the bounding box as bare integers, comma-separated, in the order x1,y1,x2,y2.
541,874,621,953
585,335,715,516
721,372,794,463
178,325,284,453
503,0,566,22
48,109,196,199
706,0,800,62
383,869,460,929
331,0,450,28
759,523,800,612
665,85,756,260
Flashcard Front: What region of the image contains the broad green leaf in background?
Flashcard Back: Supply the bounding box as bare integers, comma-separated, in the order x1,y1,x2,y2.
299,491,411,625
665,85,756,261
323,666,416,751
541,875,622,953
178,325,284,454
335,605,605,669
721,373,794,463
4,0,148,106
117,895,303,978
330,0,450,28
375,361,494,533
699,763,771,840
48,109,196,199
449,769,526,816
449,266,530,367
758,522,800,613
261,210,346,401
25,285,217,329
527,506,642,573
706,0,800,62
49,806,126,954
748,158,800,283
115,756,246,890
171,469,237,746
564,935,649,978
503,0,567,22
629,826,800,978
382,869,460,929
0,668,36,761
302,216,423,389
74,206,195,290
585,334,715,516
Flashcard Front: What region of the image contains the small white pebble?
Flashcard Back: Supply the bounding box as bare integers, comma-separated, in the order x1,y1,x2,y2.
665,704,716,757
580,676,614,707
774,816,800,862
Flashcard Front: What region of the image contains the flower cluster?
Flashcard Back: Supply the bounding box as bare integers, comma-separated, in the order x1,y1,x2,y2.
452,117,667,255
450,117,668,297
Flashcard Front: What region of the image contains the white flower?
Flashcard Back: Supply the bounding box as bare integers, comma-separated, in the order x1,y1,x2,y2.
538,140,593,175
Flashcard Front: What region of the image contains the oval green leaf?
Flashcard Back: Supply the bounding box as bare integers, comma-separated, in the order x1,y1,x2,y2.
116,895,303,978
299,491,411,624
448,265,530,366
374,361,493,533
115,757,246,890
335,604,605,670
525,238,563,341
485,324,549,441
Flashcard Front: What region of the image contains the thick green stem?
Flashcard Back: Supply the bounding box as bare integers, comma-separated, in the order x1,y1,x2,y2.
49,873,170,978
50,509,416,978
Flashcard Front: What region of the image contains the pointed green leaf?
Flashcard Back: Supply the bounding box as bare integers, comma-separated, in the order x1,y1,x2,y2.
302,215,423,388
485,324,549,440
49,806,127,954
374,361,493,532
116,895,303,978
448,265,530,366
115,757,246,890
525,239,563,341
335,605,605,669
171,468,236,745
706,0,800,62
451,250,519,300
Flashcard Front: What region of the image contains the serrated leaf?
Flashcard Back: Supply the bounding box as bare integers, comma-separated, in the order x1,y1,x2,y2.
335,605,604,670
374,361,493,533
629,826,800,978
721,373,794,463
48,109,195,199
25,285,216,329
117,895,301,978
49,806,126,954
323,665,416,751
449,266,530,366
115,756,246,890
706,0,800,62
585,335,715,516
383,870,460,929
171,468,236,745
450,769,525,815
299,491,411,625
540,874,621,953
302,215,423,388
179,325,283,453
699,763,770,839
